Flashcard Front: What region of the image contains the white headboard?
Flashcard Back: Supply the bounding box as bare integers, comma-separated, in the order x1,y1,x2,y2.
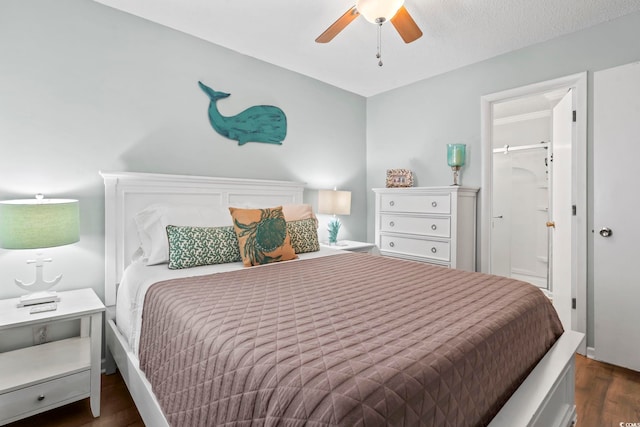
100,171,305,307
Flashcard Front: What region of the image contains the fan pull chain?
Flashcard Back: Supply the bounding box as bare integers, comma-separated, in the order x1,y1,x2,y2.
375,18,385,67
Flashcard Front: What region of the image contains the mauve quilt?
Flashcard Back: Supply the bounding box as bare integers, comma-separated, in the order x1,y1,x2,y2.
139,252,563,427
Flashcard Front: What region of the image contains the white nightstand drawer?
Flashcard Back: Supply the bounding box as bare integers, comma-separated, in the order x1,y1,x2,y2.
380,214,451,238
380,235,450,262
0,370,90,422
380,194,451,214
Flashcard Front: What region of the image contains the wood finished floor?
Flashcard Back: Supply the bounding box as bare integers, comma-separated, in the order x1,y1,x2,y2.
6,355,640,427
575,355,640,427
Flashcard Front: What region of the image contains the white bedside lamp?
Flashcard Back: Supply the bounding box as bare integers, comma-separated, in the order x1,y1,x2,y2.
0,194,79,306
318,189,351,245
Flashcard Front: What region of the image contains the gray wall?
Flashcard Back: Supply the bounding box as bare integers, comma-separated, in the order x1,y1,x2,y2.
0,0,366,304
365,11,640,346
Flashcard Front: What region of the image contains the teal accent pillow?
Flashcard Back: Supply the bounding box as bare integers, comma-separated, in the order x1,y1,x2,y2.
166,225,241,269
287,218,320,254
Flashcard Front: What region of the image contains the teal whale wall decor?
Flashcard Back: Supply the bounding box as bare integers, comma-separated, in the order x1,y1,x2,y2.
198,81,287,146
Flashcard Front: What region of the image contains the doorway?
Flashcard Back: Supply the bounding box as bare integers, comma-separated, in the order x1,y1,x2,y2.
490,95,555,291
480,73,587,354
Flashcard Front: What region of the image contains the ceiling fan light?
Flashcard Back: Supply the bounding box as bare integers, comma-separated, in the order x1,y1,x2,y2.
356,0,405,24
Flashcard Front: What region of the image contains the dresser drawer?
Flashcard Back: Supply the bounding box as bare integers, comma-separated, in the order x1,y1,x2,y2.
0,370,90,422
380,214,451,238
380,235,450,263
380,194,451,214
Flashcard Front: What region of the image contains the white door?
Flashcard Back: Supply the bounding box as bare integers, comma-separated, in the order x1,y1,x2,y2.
550,89,574,331
594,62,640,372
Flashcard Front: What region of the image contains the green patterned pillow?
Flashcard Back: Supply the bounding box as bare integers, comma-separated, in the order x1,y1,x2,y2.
166,225,241,269
287,218,320,254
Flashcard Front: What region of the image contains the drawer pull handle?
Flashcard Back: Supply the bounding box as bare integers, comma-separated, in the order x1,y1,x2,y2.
431,247,437,253
431,224,437,231
389,242,395,248
389,221,395,227
431,201,437,208
37,394,45,402
389,201,395,207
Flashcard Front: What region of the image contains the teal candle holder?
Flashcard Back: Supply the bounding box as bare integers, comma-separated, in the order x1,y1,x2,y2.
447,144,466,186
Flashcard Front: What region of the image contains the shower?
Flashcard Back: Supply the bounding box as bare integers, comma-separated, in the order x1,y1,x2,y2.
489,92,558,290
491,141,551,289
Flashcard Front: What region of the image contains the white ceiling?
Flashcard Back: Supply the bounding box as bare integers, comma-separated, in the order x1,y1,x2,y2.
94,0,640,97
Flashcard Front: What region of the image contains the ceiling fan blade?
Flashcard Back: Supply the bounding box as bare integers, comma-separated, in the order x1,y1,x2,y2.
315,6,360,43
390,6,423,43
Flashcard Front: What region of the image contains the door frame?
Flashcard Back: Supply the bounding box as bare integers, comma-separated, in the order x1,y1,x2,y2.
479,73,587,353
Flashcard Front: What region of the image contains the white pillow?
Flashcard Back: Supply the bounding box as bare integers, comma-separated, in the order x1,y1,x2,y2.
134,204,234,265
282,204,318,227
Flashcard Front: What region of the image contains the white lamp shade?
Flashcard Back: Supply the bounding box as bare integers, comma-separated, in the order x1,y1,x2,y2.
356,0,405,23
0,198,80,249
318,190,352,216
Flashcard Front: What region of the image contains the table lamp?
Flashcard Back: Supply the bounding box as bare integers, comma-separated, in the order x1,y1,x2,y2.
0,194,79,306
318,188,351,245
447,143,466,186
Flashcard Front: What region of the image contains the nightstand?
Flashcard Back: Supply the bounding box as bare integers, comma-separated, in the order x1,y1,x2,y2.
321,240,378,254
0,288,105,425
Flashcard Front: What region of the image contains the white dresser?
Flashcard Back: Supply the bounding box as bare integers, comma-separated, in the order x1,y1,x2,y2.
373,186,479,270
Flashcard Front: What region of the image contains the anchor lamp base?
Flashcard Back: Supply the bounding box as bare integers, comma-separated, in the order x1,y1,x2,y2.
14,254,63,307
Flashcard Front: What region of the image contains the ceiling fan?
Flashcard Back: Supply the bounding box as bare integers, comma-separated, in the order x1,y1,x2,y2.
315,0,423,46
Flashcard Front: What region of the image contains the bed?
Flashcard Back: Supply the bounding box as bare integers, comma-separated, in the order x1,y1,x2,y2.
102,171,584,427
